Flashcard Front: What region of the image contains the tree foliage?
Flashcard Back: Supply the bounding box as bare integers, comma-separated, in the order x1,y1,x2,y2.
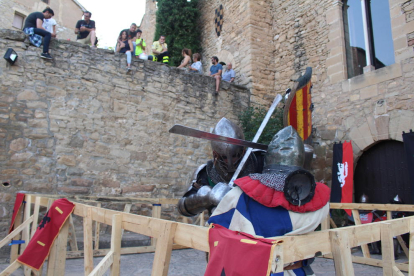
238,104,284,145
154,0,202,66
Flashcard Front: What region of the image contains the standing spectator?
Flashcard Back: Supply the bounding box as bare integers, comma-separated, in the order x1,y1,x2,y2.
210,56,223,95
189,53,203,74
152,35,169,63
134,29,146,58
177,48,192,70
42,10,57,38
23,8,54,59
75,11,96,47
222,63,235,83
116,31,133,72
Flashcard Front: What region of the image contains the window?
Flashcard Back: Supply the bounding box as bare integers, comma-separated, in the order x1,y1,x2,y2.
12,13,25,30
343,0,395,78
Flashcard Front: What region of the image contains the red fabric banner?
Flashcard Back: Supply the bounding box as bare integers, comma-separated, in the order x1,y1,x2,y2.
205,224,277,276
342,142,354,216
17,198,75,270
9,193,25,234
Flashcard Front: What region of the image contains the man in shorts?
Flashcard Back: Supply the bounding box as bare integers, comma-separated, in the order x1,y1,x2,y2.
75,11,96,47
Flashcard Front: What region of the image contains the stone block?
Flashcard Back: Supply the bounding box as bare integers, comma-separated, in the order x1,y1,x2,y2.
57,155,76,166
122,185,156,194
9,138,28,151
59,186,90,194
70,178,93,187
375,115,390,140
360,84,378,100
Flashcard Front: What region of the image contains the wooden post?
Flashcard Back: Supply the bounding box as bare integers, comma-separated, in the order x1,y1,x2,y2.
21,196,32,276
352,210,370,258
94,202,102,250
84,207,94,276
182,217,189,224
199,211,205,226
30,196,41,238
151,222,177,276
329,230,355,276
47,218,70,276
409,218,414,276
10,205,23,263
271,242,284,273
110,214,123,276
151,204,162,247
121,203,132,239
381,223,395,276
68,214,79,251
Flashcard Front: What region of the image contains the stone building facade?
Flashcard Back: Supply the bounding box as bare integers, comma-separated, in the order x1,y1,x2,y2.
0,29,249,234
140,0,414,189
0,0,85,41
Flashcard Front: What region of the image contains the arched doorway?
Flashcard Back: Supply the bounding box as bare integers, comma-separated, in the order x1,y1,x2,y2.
354,140,412,204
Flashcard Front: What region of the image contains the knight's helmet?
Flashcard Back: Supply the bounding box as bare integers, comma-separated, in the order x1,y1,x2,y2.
211,118,245,176
263,126,316,206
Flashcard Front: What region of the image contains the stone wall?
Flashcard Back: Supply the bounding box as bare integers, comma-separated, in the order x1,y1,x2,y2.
0,0,84,41
0,29,250,235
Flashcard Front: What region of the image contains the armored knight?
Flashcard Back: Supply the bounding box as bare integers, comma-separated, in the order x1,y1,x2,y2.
207,126,330,276
177,118,265,217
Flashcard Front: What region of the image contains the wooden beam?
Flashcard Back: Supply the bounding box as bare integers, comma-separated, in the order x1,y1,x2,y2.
30,196,41,238
68,214,79,251
199,211,205,226
94,203,102,250
10,204,23,263
0,260,21,276
47,219,70,276
330,217,338,228
409,218,414,276
151,222,178,276
110,214,122,276
330,203,414,212
0,216,33,249
381,223,395,276
322,254,409,272
352,210,370,258
329,230,355,276
67,245,158,259
121,204,131,239
271,241,284,273
151,204,162,247
84,207,94,276
21,196,32,276
88,251,114,276
393,265,405,276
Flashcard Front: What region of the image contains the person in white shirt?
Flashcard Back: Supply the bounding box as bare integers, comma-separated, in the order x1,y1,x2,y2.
189,53,203,74
43,15,57,38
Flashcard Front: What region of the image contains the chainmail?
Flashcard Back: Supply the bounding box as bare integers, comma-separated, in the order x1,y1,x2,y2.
249,173,286,192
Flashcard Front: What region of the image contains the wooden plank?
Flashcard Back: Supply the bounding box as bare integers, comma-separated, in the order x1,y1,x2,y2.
151,205,162,247
0,260,21,276
47,219,70,276
199,211,205,226
329,230,355,276
396,235,409,258
67,245,158,259
94,203,102,250
381,223,395,276
409,218,414,276
121,203,132,239
393,265,405,276
10,204,23,263
151,222,178,276
321,214,329,230
0,216,33,249
330,203,414,212
110,214,123,276
271,241,284,273
330,217,337,228
84,207,94,276
182,217,189,224
352,210,371,258
68,214,79,251
89,251,114,276
21,196,32,276
30,196,41,238
322,254,409,272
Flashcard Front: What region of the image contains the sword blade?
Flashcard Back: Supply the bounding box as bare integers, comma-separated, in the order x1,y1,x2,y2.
169,125,268,151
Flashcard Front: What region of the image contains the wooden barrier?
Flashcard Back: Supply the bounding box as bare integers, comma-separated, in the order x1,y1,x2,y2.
1,195,414,275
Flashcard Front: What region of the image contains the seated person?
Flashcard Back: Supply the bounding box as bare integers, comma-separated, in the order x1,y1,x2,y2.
222,63,235,83
42,9,57,38
118,23,137,54
23,8,55,59
152,35,169,63
75,11,96,47
177,48,192,70
116,30,134,71
134,29,146,57
189,53,203,74
210,56,223,95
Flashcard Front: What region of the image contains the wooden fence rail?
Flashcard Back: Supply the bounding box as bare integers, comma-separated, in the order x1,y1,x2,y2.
0,194,413,276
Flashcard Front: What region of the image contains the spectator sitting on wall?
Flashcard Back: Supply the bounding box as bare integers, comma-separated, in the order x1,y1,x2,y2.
42,8,57,38
189,53,203,74
116,30,134,72
210,56,223,95
134,29,146,58
177,48,192,70
219,61,226,67
222,63,235,83
75,11,96,48
118,23,138,54
152,35,169,64
23,7,55,59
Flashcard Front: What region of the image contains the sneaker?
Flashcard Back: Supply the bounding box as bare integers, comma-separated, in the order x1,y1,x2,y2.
126,67,131,73
40,53,53,60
